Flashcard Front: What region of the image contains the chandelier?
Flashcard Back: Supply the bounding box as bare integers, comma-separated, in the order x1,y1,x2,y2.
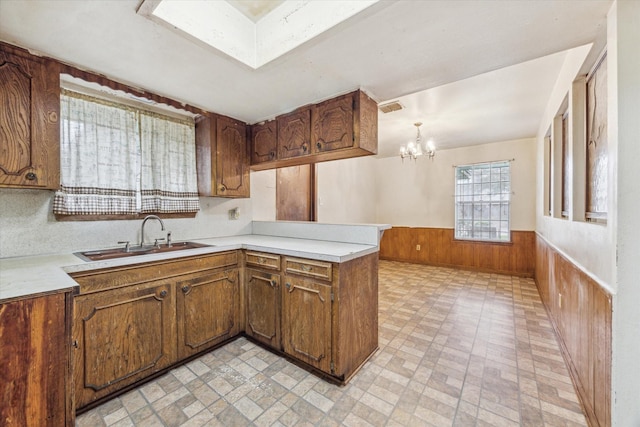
399,122,436,161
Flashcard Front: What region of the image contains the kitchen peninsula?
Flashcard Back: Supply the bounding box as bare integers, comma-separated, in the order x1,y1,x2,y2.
0,221,389,425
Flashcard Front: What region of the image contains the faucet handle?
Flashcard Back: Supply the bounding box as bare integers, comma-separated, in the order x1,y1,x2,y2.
154,238,166,248
118,241,130,253
166,231,172,247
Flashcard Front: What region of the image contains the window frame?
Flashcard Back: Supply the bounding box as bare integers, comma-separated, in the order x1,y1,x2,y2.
454,160,512,243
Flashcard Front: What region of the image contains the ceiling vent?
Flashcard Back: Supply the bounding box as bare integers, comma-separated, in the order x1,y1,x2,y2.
378,101,403,114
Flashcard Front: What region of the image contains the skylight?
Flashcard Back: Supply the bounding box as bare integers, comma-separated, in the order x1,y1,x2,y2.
138,0,378,69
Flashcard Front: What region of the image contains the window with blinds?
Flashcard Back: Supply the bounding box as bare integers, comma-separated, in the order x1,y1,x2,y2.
454,160,511,242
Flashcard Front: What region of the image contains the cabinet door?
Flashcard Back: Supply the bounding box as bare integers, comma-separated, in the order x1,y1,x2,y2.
1,292,72,427
245,268,280,349
282,276,332,373
216,116,250,197
0,44,60,189
73,282,176,409
250,120,277,165
311,93,354,153
176,268,240,359
277,108,311,159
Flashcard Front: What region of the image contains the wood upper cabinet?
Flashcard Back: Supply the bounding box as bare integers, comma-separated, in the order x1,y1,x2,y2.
277,108,311,159
250,90,377,170
73,280,176,409
282,274,332,373
0,43,60,189
245,268,281,349
176,267,240,359
311,92,354,153
196,113,250,198
0,290,74,427
250,120,277,165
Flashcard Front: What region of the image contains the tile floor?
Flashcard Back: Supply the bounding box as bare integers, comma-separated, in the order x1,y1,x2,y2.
76,260,587,426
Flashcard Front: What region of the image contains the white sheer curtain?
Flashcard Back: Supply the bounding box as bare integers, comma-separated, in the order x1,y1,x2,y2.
54,90,140,215
140,112,199,213
54,89,200,216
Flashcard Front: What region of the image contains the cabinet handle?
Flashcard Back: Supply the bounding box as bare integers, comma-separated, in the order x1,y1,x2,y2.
316,142,322,151
72,339,79,349
301,264,312,272
269,151,275,159
285,282,291,290
25,172,36,181
182,285,190,293
270,280,277,288
159,290,168,298
302,144,307,152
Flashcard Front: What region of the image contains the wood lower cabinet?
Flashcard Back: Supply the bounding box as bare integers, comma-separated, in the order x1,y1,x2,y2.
0,42,60,189
245,268,281,349
279,254,378,381
177,268,240,359
282,275,332,373
70,251,239,410
245,251,281,349
73,281,176,408
0,290,75,427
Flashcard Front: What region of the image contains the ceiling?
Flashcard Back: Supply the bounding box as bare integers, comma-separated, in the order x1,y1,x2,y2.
0,0,611,158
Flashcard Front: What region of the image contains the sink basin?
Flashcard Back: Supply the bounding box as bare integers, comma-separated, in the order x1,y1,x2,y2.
75,241,212,262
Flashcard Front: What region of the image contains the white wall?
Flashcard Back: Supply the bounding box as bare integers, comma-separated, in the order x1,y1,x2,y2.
610,1,640,425
535,18,615,288
376,138,537,230
250,169,276,221
316,156,378,224
0,189,252,258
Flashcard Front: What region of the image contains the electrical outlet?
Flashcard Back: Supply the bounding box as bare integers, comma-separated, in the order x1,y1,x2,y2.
228,207,240,220
416,244,421,251
558,293,562,308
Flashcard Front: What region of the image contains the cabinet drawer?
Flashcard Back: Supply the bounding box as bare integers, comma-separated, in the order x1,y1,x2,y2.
284,257,332,281
246,251,281,270
71,251,238,294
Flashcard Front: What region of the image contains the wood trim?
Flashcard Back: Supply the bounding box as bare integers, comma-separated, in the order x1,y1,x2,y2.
59,64,206,116
535,235,611,427
379,227,535,277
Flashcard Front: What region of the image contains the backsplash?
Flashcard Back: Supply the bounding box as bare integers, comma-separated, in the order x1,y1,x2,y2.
0,189,252,258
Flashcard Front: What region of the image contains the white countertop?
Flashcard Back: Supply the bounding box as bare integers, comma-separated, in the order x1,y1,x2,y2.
0,233,380,301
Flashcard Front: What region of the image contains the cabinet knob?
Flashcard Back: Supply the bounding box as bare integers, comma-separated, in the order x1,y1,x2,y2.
182,285,190,293
316,142,322,151
270,151,275,159
25,172,36,181
302,144,308,152
270,280,277,288
285,282,291,290
159,290,168,298
218,184,227,192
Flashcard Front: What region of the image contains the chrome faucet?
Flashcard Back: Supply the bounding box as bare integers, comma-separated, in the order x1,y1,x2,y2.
140,215,165,247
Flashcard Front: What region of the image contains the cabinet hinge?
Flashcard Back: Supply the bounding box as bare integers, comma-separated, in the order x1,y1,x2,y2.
330,361,335,373
331,292,334,302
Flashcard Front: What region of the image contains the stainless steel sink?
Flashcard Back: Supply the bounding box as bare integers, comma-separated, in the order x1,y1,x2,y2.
74,241,212,262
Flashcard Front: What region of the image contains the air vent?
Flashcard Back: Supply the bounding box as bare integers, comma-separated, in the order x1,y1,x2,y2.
378,101,403,114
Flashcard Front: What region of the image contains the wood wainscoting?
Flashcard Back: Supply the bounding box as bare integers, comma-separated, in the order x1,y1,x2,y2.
379,227,535,277
536,234,611,427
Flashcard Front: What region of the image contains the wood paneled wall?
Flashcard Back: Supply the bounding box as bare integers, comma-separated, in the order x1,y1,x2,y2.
535,235,611,427
379,227,535,277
